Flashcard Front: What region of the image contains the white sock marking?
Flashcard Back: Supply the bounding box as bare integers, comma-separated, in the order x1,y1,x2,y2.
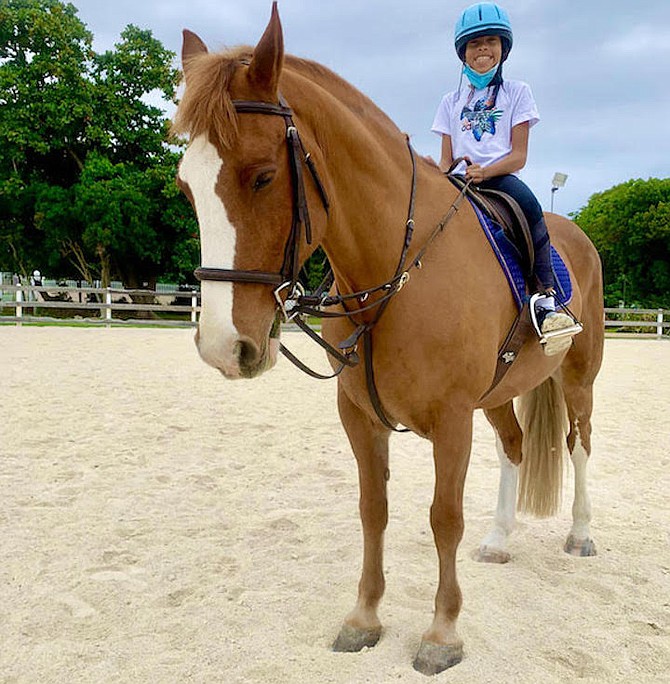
569,425,592,541
481,434,519,551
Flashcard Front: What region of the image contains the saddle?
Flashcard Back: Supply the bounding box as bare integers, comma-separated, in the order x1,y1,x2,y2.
444,165,582,400
447,173,536,286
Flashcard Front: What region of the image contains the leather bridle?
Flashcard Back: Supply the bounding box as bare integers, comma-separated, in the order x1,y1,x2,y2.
193,96,330,321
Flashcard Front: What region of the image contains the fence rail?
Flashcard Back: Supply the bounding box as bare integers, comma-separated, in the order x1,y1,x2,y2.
0,284,199,327
603,307,669,338
1,285,668,337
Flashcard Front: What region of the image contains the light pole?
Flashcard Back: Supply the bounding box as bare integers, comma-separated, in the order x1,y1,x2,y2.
550,172,568,213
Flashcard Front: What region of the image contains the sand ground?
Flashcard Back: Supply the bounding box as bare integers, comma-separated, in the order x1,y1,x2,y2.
1,328,669,683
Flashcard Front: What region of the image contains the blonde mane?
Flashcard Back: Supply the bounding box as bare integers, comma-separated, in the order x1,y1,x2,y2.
171,46,253,147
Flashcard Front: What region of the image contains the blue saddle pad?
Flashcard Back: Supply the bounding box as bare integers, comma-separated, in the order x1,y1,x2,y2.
471,201,573,310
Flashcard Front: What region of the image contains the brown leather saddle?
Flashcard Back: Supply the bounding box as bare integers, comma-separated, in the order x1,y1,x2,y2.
447,172,536,287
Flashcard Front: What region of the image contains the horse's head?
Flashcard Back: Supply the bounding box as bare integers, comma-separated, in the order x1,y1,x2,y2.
173,3,326,379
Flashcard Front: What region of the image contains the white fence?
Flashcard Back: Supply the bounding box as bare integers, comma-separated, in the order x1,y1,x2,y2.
1,285,668,337
603,307,669,338
1,284,199,327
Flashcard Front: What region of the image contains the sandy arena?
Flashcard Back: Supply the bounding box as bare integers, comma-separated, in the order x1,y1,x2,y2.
1,328,669,683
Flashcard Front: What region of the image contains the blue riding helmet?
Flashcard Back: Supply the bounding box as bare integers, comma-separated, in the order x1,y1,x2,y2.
454,3,513,62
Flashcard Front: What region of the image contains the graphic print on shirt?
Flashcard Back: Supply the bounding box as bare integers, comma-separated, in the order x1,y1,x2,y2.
460,96,503,142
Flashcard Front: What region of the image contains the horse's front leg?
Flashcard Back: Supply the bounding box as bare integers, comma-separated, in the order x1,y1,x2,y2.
332,385,391,652
413,408,473,676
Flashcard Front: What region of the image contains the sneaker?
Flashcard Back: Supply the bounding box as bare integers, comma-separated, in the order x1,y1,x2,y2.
540,311,576,356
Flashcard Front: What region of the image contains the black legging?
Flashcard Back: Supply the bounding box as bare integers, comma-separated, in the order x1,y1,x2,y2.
478,174,553,290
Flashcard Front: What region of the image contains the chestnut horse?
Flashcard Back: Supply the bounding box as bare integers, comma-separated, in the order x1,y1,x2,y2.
172,4,603,675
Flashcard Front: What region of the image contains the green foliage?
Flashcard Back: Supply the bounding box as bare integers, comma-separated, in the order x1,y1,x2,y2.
0,0,92,274
0,0,197,287
571,178,670,307
302,247,330,293
91,25,180,165
0,0,94,170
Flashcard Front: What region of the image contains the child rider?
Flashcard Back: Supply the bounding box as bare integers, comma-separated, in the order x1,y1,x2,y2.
432,2,577,356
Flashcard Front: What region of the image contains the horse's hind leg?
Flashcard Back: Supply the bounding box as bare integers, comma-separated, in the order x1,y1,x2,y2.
332,386,390,652
475,401,522,564
561,372,598,557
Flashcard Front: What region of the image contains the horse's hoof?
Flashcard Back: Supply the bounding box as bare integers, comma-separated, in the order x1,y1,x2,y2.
412,640,463,676
332,623,381,652
473,545,511,564
564,534,597,557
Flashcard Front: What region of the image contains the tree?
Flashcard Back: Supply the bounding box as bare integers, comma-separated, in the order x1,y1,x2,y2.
91,25,178,167
78,24,196,288
571,178,670,307
0,0,94,275
0,1,198,287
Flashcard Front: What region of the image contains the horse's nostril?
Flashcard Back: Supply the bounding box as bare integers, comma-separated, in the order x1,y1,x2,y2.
234,338,259,368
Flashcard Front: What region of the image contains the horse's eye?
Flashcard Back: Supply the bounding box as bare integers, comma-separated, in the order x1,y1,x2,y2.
253,170,275,192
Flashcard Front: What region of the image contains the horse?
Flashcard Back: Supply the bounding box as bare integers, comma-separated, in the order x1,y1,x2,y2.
172,4,604,675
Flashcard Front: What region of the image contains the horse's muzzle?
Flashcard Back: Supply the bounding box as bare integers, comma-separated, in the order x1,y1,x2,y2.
195,328,278,379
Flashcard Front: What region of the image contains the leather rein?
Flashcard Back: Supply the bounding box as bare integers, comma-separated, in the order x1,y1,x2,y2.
194,94,471,430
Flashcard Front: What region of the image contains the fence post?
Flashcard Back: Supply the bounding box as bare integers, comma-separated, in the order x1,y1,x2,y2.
191,290,198,324
658,309,664,339
106,288,112,327
16,287,23,325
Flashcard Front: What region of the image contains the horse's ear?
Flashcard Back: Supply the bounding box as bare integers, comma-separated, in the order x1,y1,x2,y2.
181,29,208,80
248,1,284,96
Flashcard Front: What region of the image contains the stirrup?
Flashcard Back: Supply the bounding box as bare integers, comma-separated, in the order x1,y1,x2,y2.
528,292,583,345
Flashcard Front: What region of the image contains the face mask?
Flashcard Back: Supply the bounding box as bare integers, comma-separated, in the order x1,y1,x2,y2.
463,62,499,90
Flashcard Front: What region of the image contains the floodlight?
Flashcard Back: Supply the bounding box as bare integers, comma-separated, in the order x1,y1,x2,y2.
550,172,568,212
551,172,568,189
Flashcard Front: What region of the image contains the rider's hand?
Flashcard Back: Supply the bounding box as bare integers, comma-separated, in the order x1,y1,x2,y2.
465,163,487,184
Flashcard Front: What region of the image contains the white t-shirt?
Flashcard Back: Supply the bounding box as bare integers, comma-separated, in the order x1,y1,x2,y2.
431,79,539,176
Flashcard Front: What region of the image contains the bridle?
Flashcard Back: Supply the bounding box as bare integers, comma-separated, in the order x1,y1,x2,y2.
194,96,330,321
193,92,471,430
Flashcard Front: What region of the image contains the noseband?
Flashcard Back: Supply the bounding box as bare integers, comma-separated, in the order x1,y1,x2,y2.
193,95,330,315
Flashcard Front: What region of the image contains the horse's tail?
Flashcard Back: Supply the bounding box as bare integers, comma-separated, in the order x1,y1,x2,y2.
517,376,568,517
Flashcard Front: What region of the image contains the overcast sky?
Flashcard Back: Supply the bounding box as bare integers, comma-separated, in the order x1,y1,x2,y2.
72,0,670,215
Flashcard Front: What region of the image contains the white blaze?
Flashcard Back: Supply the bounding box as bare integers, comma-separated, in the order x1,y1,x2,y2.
178,135,240,371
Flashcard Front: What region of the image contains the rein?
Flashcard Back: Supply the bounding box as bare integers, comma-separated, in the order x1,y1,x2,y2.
193,93,471,429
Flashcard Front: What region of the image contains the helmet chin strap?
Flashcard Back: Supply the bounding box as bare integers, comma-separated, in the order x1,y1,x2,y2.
491,60,505,85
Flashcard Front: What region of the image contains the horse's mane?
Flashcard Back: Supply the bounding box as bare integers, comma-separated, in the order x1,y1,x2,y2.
171,46,400,146
171,46,252,146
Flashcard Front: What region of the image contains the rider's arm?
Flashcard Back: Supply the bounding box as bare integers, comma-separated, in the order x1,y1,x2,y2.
466,122,529,182
438,135,454,173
